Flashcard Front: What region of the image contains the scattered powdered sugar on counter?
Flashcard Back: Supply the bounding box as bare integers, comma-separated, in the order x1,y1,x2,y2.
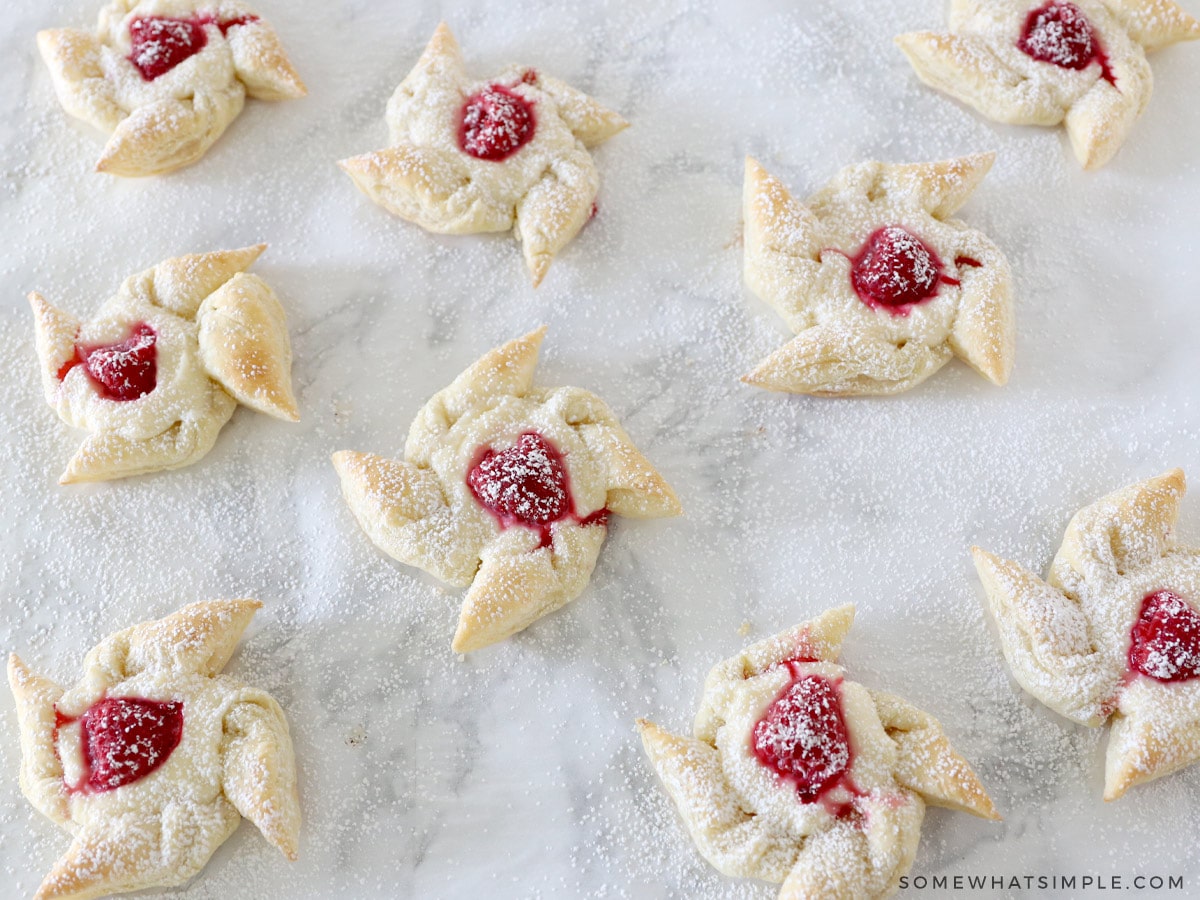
2,0,1200,897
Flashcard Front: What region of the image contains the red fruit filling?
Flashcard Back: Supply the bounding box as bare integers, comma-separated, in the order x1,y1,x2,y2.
128,14,259,81
61,322,158,401
752,669,859,814
1017,2,1116,85
847,226,965,313
466,432,608,548
1128,591,1200,683
458,84,536,161
58,697,184,793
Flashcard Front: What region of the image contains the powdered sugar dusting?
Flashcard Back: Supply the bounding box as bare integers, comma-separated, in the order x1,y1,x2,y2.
2,0,1200,896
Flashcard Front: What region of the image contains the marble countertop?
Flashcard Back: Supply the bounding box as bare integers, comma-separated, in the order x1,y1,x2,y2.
2,0,1200,897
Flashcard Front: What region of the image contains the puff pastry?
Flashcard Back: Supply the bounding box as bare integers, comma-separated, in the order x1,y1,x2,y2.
332,327,681,653
339,23,627,287
8,599,301,900
974,468,1200,799
897,0,1200,169
30,245,299,483
638,605,998,900
38,0,305,177
742,153,1014,396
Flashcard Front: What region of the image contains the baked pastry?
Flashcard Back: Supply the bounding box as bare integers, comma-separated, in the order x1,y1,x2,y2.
8,599,300,900
30,244,299,484
638,605,998,899
742,153,1014,396
896,0,1200,169
338,23,627,287
38,0,305,177
332,327,681,653
973,468,1200,799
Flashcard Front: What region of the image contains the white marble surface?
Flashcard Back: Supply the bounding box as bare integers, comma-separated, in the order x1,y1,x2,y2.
2,0,1200,897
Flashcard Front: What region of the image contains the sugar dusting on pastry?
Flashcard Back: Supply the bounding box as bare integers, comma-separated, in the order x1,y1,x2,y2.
332,330,680,654
896,0,1200,169
338,23,626,286
637,610,998,893
974,471,1200,800
37,1,304,177
25,247,297,483
3,0,1200,895
742,152,1016,395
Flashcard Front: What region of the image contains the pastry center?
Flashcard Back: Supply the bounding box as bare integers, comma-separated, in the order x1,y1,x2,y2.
458,84,536,161
752,671,854,807
67,322,158,401
849,226,955,312
128,14,258,81
1128,590,1200,683
1017,2,1116,84
466,432,608,548
468,432,571,527
61,697,184,793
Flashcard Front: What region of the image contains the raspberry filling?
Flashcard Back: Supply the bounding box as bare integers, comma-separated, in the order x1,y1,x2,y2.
58,697,184,793
752,669,859,813
466,432,608,548
1128,591,1200,683
1017,1,1116,85
458,84,536,161
60,322,158,401
846,226,964,314
128,14,258,81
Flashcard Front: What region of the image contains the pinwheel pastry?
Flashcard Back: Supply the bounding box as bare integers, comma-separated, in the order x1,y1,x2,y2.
30,244,299,484
896,0,1200,169
742,153,1014,396
339,23,627,287
974,468,1200,799
332,327,681,654
638,605,998,900
8,599,301,900
37,0,305,177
